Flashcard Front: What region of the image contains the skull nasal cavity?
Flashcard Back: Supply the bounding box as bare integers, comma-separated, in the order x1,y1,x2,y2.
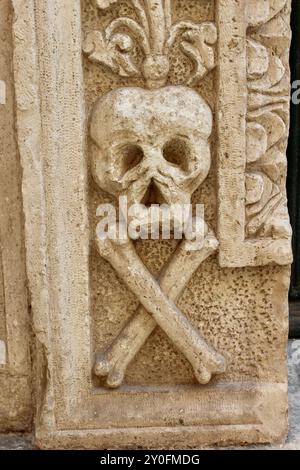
163,138,191,173
142,180,165,207
121,144,144,175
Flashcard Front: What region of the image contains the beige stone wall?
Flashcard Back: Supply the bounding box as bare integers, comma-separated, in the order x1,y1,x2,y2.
0,0,32,431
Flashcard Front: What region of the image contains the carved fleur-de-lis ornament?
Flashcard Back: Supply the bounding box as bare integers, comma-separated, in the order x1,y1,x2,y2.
84,0,217,88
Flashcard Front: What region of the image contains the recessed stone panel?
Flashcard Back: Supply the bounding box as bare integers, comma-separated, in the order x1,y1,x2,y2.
11,0,292,448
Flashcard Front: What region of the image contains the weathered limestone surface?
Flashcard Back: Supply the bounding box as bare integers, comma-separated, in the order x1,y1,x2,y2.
0,0,32,432
1,340,299,449
2,0,293,448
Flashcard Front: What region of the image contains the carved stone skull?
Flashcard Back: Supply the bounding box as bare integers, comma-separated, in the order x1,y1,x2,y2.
90,86,212,213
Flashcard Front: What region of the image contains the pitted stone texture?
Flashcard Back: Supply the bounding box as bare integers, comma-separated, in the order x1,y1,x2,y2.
94,225,223,388
92,251,290,386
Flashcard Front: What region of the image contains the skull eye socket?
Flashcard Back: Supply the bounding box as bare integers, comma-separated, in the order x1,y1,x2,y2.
119,144,144,176
163,138,191,172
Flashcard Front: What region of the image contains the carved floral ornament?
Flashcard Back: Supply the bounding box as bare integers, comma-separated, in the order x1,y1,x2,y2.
245,0,291,240
84,0,288,88
83,0,217,87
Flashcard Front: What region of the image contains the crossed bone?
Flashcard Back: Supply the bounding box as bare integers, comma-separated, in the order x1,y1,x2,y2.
94,220,226,388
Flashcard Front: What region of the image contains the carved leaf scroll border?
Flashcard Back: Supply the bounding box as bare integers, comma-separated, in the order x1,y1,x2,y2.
245,0,291,241
218,0,293,267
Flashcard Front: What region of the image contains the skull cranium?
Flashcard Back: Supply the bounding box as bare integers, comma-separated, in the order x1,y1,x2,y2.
90,86,212,211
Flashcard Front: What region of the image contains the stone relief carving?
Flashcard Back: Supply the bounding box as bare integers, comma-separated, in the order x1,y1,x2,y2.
91,88,226,387
217,0,292,267
245,0,292,240
7,0,292,448
85,0,225,387
83,0,217,87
